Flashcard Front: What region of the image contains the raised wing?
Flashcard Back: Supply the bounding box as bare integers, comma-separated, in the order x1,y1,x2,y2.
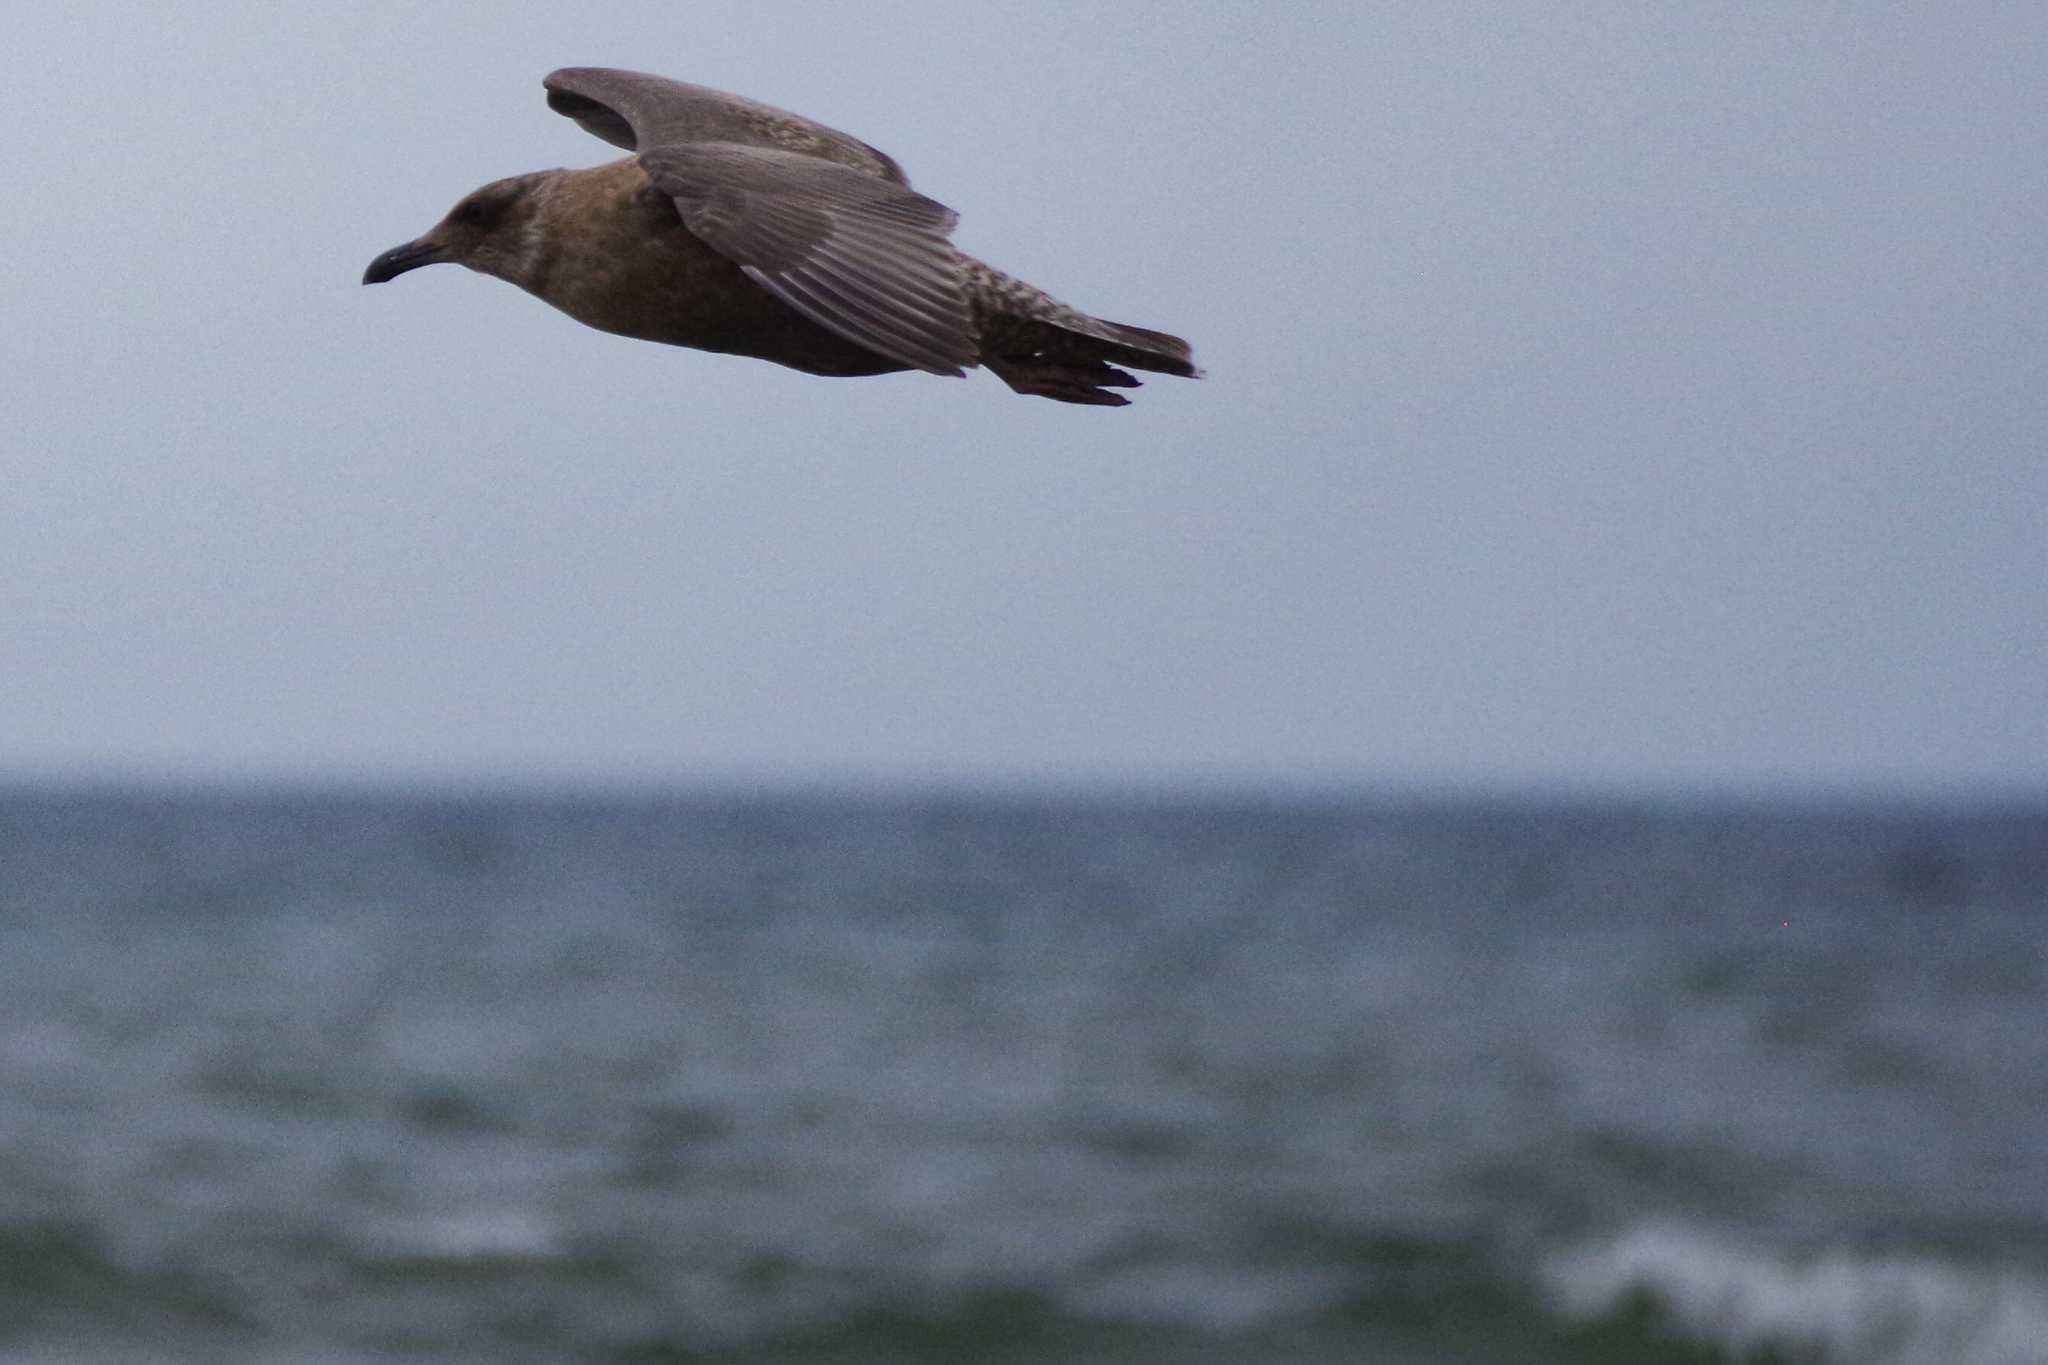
543,67,909,184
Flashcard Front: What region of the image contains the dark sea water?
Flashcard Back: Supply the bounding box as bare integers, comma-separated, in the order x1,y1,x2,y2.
1,788,2044,1365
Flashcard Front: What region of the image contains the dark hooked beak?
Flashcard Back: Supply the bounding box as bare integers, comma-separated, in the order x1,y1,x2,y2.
362,238,445,285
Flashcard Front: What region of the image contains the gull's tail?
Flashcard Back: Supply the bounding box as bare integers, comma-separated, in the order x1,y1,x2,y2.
967,258,1201,406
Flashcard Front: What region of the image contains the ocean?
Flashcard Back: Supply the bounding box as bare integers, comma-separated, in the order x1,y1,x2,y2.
0,788,2043,1364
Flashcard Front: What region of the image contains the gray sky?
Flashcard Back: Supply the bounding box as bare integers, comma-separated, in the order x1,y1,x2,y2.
3,4,2042,796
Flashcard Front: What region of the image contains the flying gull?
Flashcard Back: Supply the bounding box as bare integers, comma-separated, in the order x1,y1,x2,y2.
363,68,1200,406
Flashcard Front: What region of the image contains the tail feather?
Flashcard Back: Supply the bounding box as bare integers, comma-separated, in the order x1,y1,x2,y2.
964,256,1200,404
1090,318,1202,378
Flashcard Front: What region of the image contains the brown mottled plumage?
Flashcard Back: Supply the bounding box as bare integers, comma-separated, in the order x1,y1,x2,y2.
362,68,1199,406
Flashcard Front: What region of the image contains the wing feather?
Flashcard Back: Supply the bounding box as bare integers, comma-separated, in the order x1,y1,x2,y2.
642,143,975,376
543,67,909,182
540,69,975,375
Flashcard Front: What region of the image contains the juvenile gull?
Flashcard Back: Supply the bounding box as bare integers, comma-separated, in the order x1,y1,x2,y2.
363,68,1199,406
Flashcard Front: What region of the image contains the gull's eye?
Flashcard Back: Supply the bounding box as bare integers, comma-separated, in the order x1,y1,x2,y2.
456,201,487,227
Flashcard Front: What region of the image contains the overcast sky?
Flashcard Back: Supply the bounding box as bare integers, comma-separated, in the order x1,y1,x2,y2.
2,4,2042,797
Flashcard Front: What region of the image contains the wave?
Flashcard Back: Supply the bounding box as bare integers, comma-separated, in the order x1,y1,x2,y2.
1542,1223,2048,1365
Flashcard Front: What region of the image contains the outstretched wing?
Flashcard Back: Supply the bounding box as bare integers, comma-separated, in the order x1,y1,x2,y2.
641,143,974,376
543,67,972,375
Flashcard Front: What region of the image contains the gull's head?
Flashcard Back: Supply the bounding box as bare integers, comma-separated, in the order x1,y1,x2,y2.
362,173,548,286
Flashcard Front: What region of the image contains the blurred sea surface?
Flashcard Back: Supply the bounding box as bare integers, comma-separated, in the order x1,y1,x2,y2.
1,788,2044,1364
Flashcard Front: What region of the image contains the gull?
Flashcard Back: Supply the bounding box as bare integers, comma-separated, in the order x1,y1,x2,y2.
363,68,1200,406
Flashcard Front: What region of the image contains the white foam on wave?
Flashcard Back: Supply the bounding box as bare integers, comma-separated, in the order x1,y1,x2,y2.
387,1208,560,1262
1543,1223,2048,1365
